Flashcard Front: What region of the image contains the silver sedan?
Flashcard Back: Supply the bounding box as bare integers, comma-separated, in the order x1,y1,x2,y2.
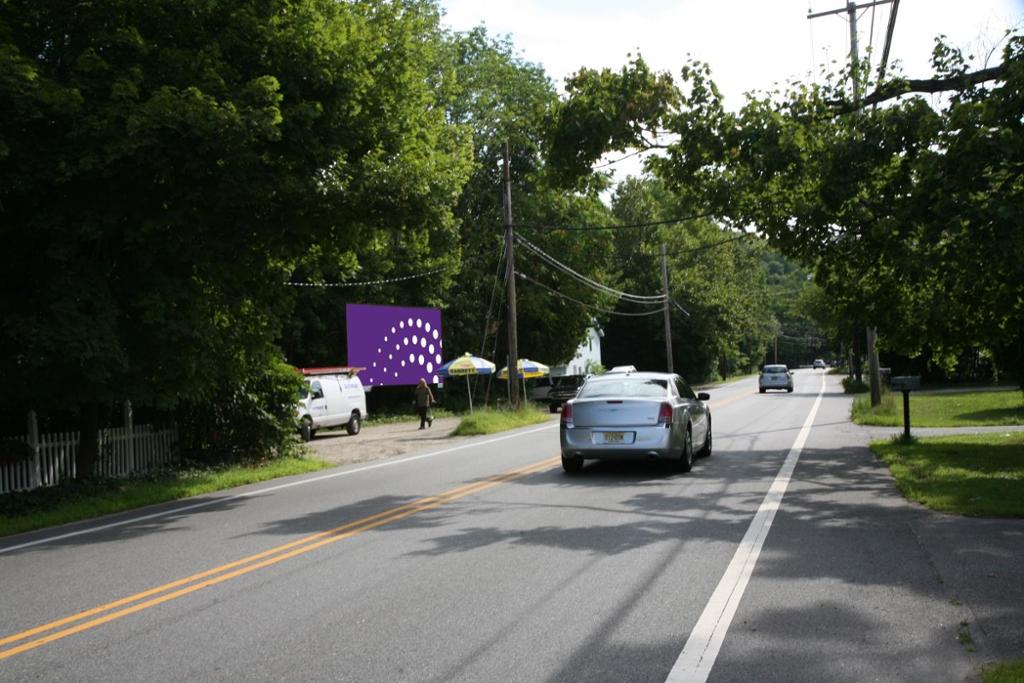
559,370,711,473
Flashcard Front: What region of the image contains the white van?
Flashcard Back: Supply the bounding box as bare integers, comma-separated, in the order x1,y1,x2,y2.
296,367,368,441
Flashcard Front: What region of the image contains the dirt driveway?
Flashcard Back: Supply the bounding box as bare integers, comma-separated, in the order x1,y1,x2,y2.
304,416,559,466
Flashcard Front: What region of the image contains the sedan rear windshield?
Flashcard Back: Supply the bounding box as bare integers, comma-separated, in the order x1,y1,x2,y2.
577,378,668,399
762,365,788,374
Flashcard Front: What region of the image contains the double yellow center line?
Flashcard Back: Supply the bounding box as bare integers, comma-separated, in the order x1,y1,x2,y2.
0,456,559,661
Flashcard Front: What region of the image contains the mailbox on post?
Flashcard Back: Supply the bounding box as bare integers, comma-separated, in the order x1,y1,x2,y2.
891,376,921,438
891,376,920,392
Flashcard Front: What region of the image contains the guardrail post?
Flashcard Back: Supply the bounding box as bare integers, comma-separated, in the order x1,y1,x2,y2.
28,410,41,489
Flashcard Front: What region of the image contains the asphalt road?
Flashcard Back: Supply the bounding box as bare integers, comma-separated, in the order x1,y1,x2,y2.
0,370,1017,682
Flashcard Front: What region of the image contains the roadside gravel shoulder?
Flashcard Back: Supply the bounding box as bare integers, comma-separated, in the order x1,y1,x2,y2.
304,415,559,466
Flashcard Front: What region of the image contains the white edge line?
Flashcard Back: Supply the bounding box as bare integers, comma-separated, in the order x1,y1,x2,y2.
0,422,559,555
666,372,827,683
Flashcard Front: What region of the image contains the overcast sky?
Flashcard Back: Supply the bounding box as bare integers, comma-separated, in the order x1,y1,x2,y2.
439,0,1023,179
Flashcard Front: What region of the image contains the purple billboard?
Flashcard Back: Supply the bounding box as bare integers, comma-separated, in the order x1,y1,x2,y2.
346,304,444,388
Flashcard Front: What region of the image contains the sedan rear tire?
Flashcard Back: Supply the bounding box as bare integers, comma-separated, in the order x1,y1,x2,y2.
697,423,712,458
673,428,694,473
561,453,584,474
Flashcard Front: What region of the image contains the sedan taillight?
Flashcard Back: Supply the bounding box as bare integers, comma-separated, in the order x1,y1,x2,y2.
561,402,573,427
658,402,673,425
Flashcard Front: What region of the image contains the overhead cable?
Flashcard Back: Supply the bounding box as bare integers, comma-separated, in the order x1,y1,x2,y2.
513,213,715,232
664,232,756,258
285,265,451,288
516,272,665,318
515,234,666,304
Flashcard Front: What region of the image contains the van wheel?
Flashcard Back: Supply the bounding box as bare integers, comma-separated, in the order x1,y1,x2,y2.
346,412,361,435
300,417,313,442
561,454,583,473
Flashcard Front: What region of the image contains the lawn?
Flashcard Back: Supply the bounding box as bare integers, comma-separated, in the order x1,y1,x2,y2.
984,660,1024,682
452,406,552,436
871,432,1024,517
0,456,332,538
853,390,1024,427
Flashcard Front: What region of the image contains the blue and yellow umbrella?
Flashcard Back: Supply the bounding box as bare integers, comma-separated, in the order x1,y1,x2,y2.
438,353,496,412
497,358,550,380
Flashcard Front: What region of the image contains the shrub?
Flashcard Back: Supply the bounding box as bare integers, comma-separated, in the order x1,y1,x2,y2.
176,357,304,464
842,376,869,393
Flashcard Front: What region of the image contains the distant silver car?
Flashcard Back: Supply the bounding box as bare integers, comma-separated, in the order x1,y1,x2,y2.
559,370,711,473
759,364,793,393
813,359,826,369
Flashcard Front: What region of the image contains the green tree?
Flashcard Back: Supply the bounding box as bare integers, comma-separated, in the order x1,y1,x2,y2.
0,0,472,470
438,27,617,378
604,177,776,381
550,38,1024,385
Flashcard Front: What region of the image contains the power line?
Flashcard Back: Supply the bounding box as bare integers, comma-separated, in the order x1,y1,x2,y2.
285,265,452,288
515,234,666,304
516,271,665,317
513,213,715,232
479,239,508,359
591,148,650,170
663,232,756,258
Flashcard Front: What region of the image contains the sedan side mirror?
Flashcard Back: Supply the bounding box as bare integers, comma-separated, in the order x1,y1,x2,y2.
697,392,710,401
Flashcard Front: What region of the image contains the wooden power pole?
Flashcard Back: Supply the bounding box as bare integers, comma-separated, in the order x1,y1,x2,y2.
808,0,891,406
502,142,520,408
661,243,673,373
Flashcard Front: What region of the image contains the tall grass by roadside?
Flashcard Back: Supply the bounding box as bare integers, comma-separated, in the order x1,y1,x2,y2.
0,456,331,538
853,390,1024,427
452,406,552,436
871,432,1024,517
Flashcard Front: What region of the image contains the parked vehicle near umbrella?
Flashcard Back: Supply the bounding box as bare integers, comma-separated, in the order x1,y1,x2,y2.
438,353,496,413
559,369,711,474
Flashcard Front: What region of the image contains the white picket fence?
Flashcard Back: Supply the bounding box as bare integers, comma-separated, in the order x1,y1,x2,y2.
0,407,178,495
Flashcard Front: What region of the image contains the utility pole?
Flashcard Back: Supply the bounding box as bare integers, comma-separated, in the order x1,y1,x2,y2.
502,142,520,408
660,244,673,373
808,0,891,406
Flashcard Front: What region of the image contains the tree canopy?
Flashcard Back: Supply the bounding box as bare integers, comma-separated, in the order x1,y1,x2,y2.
0,0,472,417
549,34,1024,382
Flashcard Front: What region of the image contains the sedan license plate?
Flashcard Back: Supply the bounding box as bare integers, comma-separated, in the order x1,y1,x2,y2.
594,431,633,445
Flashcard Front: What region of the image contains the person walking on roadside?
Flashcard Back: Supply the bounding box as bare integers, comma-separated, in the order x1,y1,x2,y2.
414,378,435,430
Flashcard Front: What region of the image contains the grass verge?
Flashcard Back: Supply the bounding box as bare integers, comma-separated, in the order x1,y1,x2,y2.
452,407,552,436
0,455,332,538
853,390,1024,427
984,660,1024,683
871,432,1024,517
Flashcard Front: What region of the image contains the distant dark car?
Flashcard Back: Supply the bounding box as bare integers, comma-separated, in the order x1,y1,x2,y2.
546,375,587,413
559,370,711,473
759,364,794,393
